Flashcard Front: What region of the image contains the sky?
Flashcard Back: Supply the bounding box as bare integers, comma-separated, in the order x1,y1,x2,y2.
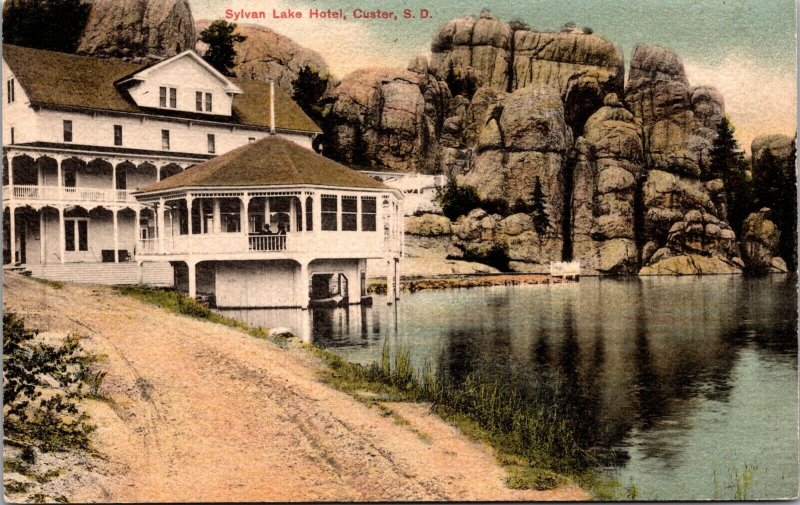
190,0,797,151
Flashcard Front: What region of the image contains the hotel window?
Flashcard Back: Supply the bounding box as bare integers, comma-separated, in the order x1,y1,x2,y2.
342,196,357,231
207,134,216,154
161,129,170,150
195,91,203,111
7,78,14,103
361,197,377,231
65,219,88,252
113,125,123,146
205,93,212,112
159,86,167,107
321,195,338,230
169,87,177,108
63,120,73,142
10,127,15,145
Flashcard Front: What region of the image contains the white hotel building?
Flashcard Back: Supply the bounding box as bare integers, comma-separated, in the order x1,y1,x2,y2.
2,44,403,308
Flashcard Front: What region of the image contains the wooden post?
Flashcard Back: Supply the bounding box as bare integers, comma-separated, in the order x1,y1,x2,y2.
112,208,119,262
240,193,250,235
386,258,393,305
187,261,196,298
39,209,45,264
212,198,221,233
58,206,65,264
133,208,140,258
8,205,16,265
157,198,165,254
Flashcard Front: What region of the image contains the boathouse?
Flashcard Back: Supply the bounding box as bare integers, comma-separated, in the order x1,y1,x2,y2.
133,136,404,308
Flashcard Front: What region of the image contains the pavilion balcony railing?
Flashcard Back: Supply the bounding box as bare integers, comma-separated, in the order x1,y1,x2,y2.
248,234,287,252
3,184,136,203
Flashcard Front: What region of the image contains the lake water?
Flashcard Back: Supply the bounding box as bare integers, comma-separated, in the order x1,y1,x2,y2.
220,276,799,500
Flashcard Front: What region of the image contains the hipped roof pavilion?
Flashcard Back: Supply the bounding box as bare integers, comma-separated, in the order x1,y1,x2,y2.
135,136,390,196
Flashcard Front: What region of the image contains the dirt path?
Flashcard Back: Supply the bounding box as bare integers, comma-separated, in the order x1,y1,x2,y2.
3,274,589,502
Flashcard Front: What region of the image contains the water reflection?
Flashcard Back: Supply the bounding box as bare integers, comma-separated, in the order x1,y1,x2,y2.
219,275,798,499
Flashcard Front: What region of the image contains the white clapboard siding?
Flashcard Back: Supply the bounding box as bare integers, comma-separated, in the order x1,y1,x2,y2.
24,262,173,286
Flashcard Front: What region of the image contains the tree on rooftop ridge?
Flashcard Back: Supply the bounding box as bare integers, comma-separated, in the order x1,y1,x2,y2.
199,20,247,77
3,0,91,54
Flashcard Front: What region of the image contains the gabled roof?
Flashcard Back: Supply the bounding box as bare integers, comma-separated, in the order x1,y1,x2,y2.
137,136,389,193
114,50,243,95
2,44,321,133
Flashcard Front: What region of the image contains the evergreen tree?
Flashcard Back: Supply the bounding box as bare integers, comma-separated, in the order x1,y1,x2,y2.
292,66,329,122
529,177,550,235
199,20,246,77
3,0,91,53
708,117,751,233
780,141,797,269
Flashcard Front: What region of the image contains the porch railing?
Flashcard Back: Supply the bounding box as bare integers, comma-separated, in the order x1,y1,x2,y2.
4,184,135,203
248,234,287,252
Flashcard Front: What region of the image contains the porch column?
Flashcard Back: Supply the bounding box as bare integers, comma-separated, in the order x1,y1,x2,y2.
356,196,362,232
239,193,250,236
212,198,221,233
157,197,166,254
8,151,14,189
187,261,197,299
112,208,119,263
393,258,400,300
39,209,45,264
58,206,65,264
133,207,140,257
111,162,117,198
53,155,64,201
296,261,309,309
8,205,16,265
186,196,194,255
313,193,321,237
386,258,394,305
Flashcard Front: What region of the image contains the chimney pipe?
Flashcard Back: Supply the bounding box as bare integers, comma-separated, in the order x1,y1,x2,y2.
270,81,276,135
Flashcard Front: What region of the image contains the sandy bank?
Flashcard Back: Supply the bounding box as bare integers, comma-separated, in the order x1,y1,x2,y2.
2,273,589,502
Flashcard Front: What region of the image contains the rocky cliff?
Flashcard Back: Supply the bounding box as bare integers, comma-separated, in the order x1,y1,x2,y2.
195,21,329,95
77,0,196,62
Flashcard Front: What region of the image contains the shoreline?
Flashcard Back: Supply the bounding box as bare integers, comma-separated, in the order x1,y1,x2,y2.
2,273,591,502
369,273,572,294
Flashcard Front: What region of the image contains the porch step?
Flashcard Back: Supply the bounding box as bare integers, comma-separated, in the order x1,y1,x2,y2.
24,262,174,286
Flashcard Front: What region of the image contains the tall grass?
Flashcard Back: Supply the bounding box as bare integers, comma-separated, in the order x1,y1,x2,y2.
311,341,595,491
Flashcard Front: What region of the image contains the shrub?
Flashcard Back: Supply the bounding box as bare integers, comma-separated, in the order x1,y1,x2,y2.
436,179,483,220
3,313,95,452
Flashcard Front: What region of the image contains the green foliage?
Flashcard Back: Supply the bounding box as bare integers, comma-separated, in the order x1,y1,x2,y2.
753,142,797,269
292,66,329,123
708,117,754,235
733,464,758,500
3,313,95,452
529,177,550,235
199,20,247,77
436,178,483,220
3,0,91,53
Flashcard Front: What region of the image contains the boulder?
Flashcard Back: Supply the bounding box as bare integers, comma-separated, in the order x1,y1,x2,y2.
740,208,781,273
752,134,795,164
639,254,742,275
77,0,195,62
194,22,329,95
405,214,452,236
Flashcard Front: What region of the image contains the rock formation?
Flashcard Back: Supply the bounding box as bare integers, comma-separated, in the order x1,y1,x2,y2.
195,21,329,95
322,61,450,173
740,208,788,273
570,93,643,274
77,0,195,62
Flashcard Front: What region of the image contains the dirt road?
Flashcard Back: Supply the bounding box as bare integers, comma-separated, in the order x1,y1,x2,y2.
4,274,589,502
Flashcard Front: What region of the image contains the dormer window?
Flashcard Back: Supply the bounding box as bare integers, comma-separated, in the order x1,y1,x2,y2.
160,86,177,108
6,78,15,103
195,91,203,112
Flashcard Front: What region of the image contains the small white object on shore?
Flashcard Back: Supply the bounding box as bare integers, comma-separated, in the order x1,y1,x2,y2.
550,261,581,280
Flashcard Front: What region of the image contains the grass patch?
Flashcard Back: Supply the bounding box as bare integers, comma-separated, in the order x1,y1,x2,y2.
308,341,621,496
30,277,65,289
113,285,284,346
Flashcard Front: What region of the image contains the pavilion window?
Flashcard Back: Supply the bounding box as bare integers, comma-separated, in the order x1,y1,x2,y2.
342,196,357,231
169,87,177,108
305,197,313,231
159,86,167,107
361,197,377,231
63,120,72,142
162,130,170,150
207,134,216,154
195,91,203,111
205,92,212,112
321,195,337,230
114,125,123,146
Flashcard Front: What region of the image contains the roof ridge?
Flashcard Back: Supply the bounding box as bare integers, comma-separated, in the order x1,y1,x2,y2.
278,138,300,177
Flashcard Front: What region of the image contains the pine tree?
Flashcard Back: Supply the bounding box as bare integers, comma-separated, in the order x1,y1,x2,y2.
199,20,246,77
292,66,329,122
3,0,91,53
709,117,752,233
708,117,742,181
530,177,550,236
